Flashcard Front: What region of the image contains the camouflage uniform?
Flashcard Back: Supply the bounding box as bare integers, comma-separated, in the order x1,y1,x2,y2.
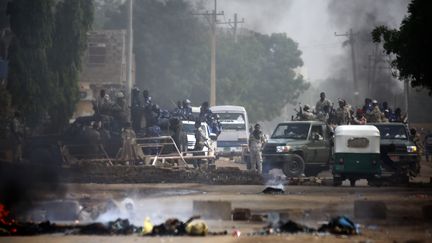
368,106,382,123
335,106,350,125
249,129,266,173
315,99,331,114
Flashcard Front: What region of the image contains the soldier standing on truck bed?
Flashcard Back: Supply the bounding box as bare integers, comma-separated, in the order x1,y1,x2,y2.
315,92,332,122
249,123,266,174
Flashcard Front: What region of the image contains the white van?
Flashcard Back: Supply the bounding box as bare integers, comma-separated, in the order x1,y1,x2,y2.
210,105,249,157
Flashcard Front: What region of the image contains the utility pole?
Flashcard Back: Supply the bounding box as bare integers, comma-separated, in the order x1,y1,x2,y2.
194,0,224,106
126,0,134,120
220,13,245,43
335,29,359,105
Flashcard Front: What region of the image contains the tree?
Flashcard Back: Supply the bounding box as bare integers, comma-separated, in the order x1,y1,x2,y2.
6,0,55,126
372,0,432,94
101,0,308,121
6,0,93,130
48,0,93,131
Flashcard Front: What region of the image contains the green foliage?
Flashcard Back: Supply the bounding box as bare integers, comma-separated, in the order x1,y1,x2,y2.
48,0,94,131
101,0,308,121
7,0,55,126
372,0,432,94
6,0,93,130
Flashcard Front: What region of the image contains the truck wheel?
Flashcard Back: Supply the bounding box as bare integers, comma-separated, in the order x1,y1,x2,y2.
349,179,356,187
282,154,305,177
333,177,343,186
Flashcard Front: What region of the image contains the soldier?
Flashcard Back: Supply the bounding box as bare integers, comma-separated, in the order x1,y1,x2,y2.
199,101,213,124
142,90,153,128
172,101,183,118
249,124,266,174
118,122,145,164
368,100,382,123
193,119,207,168
10,111,24,162
182,99,193,120
335,99,350,125
302,105,315,121
315,92,332,121
131,87,142,131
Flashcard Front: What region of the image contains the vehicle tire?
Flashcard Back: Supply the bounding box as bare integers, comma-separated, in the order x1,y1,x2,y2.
282,154,305,177
367,179,382,187
349,179,356,187
304,167,321,177
333,177,343,186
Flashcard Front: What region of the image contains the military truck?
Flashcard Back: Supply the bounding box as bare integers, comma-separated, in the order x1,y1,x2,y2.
262,121,332,177
370,123,420,182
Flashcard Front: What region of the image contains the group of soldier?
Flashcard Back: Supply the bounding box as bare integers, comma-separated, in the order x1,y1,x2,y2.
298,92,407,126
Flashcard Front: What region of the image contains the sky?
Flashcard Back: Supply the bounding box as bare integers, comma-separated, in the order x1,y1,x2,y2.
191,0,408,83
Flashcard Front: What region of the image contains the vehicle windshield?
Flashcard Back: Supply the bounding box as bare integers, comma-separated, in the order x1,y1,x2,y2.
374,125,408,140
220,123,246,131
216,113,246,131
182,123,206,134
271,123,310,139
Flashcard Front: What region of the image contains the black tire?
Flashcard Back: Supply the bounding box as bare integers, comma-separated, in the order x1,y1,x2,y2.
282,154,305,177
304,167,322,177
350,179,356,187
333,177,343,186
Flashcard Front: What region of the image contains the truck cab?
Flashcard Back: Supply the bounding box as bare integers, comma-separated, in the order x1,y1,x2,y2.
262,121,332,177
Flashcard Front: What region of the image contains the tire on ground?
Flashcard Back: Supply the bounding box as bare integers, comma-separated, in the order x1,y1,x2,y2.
282,154,305,177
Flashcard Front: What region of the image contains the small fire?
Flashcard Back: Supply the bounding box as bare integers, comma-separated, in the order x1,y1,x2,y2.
0,203,17,235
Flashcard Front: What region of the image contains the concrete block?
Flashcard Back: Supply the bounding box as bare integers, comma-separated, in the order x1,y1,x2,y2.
232,208,251,221
354,200,387,219
193,201,231,220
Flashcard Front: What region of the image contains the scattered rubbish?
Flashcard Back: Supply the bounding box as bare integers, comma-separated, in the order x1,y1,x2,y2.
274,220,315,233
318,216,359,235
253,216,359,236
185,220,208,236
262,187,285,194
141,217,153,235
231,228,241,237
354,200,387,219
232,208,251,221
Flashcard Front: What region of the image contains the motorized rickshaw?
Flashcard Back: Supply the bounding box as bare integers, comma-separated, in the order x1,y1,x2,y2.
332,125,381,187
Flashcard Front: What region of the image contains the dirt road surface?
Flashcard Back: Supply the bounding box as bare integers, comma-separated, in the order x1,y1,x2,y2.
1,159,431,243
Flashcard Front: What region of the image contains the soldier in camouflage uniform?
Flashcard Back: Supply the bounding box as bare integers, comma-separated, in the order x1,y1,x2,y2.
368,100,382,123
249,124,266,174
335,99,350,125
301,105,315,121
315,92,332,121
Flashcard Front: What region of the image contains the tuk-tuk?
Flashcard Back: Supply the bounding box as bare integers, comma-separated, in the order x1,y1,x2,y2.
332,125,381,187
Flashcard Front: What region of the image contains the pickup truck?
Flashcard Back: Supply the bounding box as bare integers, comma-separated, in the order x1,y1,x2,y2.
262,121,332,177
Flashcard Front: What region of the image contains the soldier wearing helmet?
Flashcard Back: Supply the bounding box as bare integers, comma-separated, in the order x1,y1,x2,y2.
249,123,266,174
182,99,193,120
301,104,315,121
368,99,382,123
335,98,351,125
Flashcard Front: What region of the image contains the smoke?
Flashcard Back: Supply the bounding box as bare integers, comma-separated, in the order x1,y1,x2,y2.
0,163,66,216
319,0,409,108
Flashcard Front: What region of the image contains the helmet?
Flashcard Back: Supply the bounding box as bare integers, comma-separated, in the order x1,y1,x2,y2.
185,99,191,104
254,123,261,129
116,91,125,98
372,99,378,104
303,104,310,111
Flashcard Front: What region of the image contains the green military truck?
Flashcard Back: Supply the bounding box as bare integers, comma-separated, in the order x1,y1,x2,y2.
262,121,332,177
370,123,420,182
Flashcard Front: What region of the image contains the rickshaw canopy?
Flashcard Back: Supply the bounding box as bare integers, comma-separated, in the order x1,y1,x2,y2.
334,125,380,154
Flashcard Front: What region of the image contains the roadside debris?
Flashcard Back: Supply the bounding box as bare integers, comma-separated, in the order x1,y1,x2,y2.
262,186,285,194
